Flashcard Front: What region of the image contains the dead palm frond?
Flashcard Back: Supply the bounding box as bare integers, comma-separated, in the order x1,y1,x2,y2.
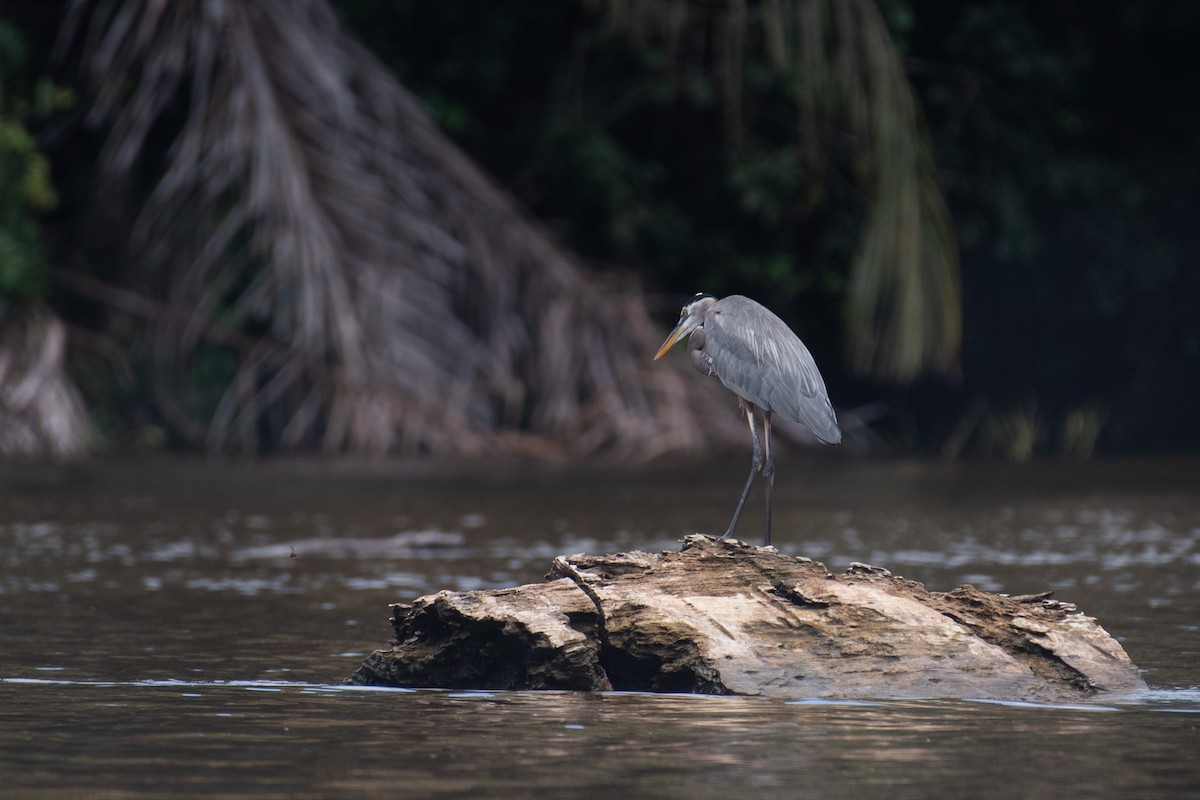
0,303,89,457
58,0,738,457
595,0,962,381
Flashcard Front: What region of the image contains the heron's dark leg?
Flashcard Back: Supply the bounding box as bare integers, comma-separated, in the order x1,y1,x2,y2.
724,399,763,540
762,412,775,546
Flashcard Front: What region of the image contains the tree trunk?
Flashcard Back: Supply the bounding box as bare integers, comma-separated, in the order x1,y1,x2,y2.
347,535,1146,701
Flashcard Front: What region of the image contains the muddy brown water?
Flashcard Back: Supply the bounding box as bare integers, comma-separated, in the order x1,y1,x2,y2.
2,456,1198,798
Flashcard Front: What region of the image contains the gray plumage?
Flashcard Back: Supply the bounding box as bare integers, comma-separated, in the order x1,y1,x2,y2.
654,293,840,545
696,296,840,445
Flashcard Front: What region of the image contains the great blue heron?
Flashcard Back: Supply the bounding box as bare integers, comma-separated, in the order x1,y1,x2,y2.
655,293,840,546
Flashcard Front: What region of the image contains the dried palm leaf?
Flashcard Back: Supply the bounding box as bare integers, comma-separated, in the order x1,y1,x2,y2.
58,0,738,457
0,303,89,457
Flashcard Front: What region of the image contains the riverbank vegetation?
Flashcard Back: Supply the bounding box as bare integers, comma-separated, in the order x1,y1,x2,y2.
2,1,1197,459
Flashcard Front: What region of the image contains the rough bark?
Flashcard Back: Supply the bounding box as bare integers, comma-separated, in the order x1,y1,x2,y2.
347,535,1146,701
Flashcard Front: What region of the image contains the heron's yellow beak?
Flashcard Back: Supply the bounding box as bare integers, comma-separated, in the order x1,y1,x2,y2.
654,319,690,361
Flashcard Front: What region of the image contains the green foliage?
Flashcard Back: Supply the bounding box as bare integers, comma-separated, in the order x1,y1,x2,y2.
1060,403,1107,461
335,0,963,392
726,149,802,225
983,403,1043,463
0,20,74,308
905,0,1200,452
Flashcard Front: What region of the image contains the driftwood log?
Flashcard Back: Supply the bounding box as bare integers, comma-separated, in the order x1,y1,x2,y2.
347,535,1146,701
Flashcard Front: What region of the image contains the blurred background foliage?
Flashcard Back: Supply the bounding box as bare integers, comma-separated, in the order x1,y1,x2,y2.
0,20,72,309
2,0,1199,458
336,0,1200,456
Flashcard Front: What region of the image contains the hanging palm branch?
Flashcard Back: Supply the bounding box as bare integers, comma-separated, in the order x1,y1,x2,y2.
57,0,739,457
594,0,962,380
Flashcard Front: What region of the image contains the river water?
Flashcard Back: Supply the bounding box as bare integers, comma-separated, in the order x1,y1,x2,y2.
1,456,1197,798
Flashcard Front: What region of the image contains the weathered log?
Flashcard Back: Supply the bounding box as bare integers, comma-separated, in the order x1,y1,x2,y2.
347,535,1146,701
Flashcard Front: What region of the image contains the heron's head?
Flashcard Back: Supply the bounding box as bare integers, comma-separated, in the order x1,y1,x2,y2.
654,293,717,360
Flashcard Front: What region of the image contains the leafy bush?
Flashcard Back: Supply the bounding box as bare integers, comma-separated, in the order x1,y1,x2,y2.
0,20,73,310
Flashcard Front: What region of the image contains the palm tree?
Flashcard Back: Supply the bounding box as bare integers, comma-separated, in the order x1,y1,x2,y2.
56,0,739,457
52,0,959,457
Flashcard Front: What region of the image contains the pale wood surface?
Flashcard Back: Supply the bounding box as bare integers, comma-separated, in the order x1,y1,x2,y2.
349,535,1146,701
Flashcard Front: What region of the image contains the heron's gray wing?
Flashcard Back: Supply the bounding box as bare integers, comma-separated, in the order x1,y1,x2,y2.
704,296,842,444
